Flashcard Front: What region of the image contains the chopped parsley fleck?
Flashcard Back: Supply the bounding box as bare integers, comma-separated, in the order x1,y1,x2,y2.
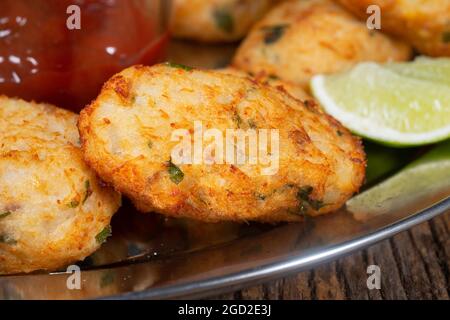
165,62,193,71
96,225,112,244
262,24,289,44
148,141,153,149
67,200,79,208
82,180,93,205
168,159,184,184
213,9,234,33
0,234,17,245
309,199,325,210
256,193,266,201
297,186,313,201
233,112,243,128
0,211,11,219
443,31,450,43
296,185,325,212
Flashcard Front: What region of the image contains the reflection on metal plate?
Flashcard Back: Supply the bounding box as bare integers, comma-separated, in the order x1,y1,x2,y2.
0,41,449,300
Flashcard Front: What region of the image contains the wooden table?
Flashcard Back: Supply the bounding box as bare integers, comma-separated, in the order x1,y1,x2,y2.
215,211,449,300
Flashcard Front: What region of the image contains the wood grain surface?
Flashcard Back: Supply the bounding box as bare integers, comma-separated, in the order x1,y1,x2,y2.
214,211,450,300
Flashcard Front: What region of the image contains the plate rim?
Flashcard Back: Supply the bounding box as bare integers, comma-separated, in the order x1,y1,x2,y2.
104,196,450,300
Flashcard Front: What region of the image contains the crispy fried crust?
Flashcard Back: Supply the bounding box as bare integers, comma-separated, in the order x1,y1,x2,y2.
0,97,121,274
78,64,366,223
337,0,450,57
171,0,280,42
232,0,412,88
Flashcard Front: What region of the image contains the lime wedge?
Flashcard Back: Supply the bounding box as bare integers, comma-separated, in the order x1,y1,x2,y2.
310,61,450,146
364,142,415,184
386,57,450,86
347,140,450,220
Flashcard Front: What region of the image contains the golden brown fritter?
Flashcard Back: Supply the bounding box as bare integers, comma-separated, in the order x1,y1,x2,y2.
218,67,312,101
233,0,412,89
78,64,365,223
0,97,121,275
170,0,280,42
337,0,450,57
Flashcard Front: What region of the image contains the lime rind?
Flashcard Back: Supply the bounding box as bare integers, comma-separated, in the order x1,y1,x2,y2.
386,57,450,86
311,62,450,147
347,140,450,220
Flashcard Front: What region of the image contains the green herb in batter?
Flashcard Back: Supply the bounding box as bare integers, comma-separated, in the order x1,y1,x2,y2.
0,211,11,219
262,24,288,44
0,234,17,245
165,62,193,71
309,199,325,210
297,186,314,201
248,119,257,129
233,112,243,128
168,159,184,184
67,200,79,208
213,9,234,33
82,180,93,205
296,185,325,211
442,31,450,43
148,141,153,149
96,225,112,244
255,193,266,201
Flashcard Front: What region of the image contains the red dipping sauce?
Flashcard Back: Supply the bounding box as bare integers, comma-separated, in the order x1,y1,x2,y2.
0,0,170,111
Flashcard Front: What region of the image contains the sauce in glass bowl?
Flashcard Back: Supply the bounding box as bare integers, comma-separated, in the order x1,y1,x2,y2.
0,0,170,111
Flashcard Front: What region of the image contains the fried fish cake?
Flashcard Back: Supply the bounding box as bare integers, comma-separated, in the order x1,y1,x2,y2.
218,67,312,101
337,0,450,57
171,0,279,42
232,0,412,89
0,97,121,275
78,64,365,223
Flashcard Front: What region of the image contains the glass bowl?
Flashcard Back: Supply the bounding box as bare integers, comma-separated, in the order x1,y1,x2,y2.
0,0,171,112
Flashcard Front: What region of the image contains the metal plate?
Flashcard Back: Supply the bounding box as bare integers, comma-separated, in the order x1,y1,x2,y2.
0,41,449,300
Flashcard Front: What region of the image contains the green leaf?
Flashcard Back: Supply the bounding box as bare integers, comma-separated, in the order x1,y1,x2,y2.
67,200,79,208
168,159,184,184
296,186,325,211
95,225,112,244
82,180,93,205
0,211,11,219
233,112,243,128
364,142,415,185
0,234,17,245
309,199,325,210
213,9,234,33
297,186,313,201
165,62,193,71
248,119,257,129
262,24,288,44
255,193,266,201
